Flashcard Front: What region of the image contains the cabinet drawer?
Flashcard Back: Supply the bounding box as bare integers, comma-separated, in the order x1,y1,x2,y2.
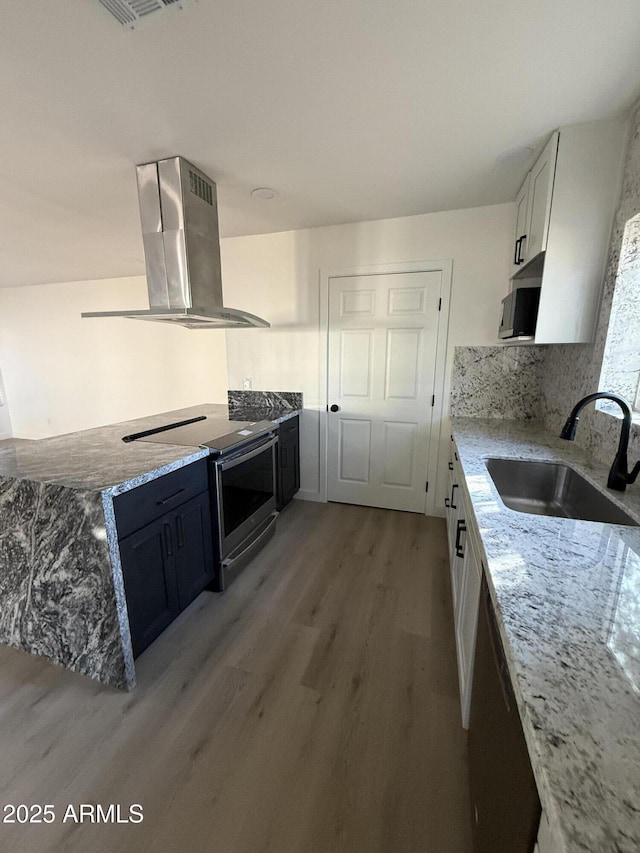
114,459,209,540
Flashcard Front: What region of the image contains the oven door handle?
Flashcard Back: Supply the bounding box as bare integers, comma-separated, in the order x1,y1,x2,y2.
217,435,278,472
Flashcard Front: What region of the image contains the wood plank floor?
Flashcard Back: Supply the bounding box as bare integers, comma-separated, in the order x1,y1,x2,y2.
0,501,473,853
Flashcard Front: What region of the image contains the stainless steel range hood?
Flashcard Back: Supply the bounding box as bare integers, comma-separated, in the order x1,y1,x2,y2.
82,157,270,329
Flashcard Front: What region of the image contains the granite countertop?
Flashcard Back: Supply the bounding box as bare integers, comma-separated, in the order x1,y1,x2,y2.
0,402,301,493
451,417,640,853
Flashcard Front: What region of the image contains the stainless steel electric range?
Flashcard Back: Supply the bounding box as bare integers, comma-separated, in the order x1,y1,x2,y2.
123,414,278,589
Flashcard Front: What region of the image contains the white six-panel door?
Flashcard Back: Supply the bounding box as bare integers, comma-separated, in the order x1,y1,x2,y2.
326,270,442,513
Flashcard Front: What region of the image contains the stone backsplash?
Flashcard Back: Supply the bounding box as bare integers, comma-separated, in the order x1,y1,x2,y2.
450,345,546,420
227,390,303,412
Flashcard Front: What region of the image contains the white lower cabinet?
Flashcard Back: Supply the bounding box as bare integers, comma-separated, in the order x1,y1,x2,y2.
445,442,482,728
454,511,481,728
445,448,463,609
446,441,560,853
536,809,564,853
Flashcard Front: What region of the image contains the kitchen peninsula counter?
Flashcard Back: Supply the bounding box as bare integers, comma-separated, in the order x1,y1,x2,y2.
451,417,640,853
0,402,301,691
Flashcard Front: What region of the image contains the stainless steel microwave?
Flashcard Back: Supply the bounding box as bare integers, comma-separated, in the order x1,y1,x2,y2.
499,286,541,339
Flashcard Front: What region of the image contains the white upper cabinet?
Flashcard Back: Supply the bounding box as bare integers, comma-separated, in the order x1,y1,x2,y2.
507,116,628,344
511,135,558,277
525,132,558,262
511,173,531,276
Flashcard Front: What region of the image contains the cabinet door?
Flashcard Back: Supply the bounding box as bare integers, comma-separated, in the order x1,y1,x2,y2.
512,173,530,276
451,514,466,619
173,491,215,610
119,518,180,657
524,132,559,263
455,536,482,728
446,458,463,613
445,458,460,557
279,433,300,508
536,810,561,853
277,419,300,510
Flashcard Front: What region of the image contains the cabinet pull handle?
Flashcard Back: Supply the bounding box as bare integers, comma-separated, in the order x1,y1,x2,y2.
516,234,526,265
156,488,185,506
450,483,458,509
455,519,467,558
513,237,521,265
448,461,454,470
444,497,450,508
176,516,184,549
164,522,173,557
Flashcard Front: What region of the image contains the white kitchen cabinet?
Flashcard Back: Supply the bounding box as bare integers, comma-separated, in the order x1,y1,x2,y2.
511,134,558,276
445,448,458,562
454,493,481,729
445,440,481,729
445,444,463,610
524,133,558,264
511,172,531,277
536,809,564,853
507,116,627,344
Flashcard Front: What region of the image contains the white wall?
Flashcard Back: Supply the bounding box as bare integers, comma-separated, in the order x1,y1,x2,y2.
0,276,228,438
0,202,512,512
222,202,514,509
0,368,12,439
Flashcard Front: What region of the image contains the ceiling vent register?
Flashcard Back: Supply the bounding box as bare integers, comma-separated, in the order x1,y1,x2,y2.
98,0,185,28
189,170,213,206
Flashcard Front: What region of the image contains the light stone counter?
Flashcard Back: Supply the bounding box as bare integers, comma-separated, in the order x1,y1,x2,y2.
0,402,301,691
451,417,640,853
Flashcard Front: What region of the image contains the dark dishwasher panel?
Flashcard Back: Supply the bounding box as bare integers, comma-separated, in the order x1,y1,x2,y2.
468,576,541,853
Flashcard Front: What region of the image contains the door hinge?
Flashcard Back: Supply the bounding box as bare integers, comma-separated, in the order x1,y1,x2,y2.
431,394,435,406
438,297,442,311
425,481,429,493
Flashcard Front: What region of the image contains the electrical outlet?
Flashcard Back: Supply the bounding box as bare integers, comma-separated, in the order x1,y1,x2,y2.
243,377,252,390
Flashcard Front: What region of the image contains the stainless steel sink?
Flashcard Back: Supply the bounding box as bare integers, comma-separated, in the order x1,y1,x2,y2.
485,458,639,526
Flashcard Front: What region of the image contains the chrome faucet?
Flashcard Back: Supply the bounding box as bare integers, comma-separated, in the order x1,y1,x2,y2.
560,392,640,491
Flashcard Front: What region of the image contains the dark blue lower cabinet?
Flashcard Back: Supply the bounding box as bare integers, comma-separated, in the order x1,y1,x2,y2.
277,416,300,510
119,516,179,657
172,492,215,610
118,489,216,658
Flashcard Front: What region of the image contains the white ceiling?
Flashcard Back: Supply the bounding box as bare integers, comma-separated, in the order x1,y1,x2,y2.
2,0,640,287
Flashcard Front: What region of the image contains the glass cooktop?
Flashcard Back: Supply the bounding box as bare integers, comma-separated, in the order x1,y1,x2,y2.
128,416,275,452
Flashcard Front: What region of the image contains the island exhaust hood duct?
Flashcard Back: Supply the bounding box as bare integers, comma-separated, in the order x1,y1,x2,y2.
82,156,270,329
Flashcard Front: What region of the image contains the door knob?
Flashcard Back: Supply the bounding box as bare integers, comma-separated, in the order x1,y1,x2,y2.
330,404,340,412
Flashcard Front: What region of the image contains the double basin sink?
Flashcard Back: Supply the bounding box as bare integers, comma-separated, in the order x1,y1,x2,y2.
485,458,639,527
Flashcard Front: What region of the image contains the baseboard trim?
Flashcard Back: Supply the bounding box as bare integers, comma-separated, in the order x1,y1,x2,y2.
294,490,324,503
10,432,46,440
